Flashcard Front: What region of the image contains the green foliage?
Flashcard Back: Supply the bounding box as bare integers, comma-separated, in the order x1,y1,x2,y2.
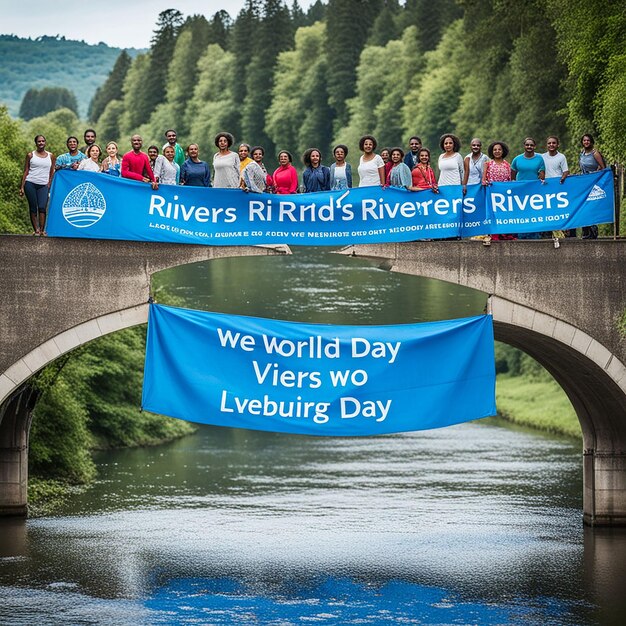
0,35,141,118
0,107,30,233
88,50,132,122
25,108,81,156
19,86,78,120
267,22,333,159
241,0,294,153
185,45,239,155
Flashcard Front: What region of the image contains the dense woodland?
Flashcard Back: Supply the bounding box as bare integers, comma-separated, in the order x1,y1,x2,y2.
1,0,624,490
86,0,626,169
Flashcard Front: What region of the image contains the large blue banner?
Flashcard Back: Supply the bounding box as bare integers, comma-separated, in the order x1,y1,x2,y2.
47,169,614,245
142,304,496,436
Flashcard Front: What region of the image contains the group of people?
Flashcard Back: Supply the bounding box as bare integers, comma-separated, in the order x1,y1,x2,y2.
20,128,606,238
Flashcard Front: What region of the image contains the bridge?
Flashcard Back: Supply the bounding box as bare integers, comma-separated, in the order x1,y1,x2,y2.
1,237,625,526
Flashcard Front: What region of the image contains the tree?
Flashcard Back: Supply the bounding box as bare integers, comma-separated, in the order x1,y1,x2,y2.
241,0,294,151
229,0,262,137
397,0,461,53
88,50,131,122
325,0,383,132
137,9,184,127
367,1,400,46
118,53,152,137
18,87,78,120
185,44,239,154
267,22,333,159
208,10,233,49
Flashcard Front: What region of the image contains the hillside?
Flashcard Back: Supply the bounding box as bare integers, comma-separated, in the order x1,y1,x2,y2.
0,35,142,118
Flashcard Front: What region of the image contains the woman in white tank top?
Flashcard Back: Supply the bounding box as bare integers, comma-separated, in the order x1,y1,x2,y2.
19,134,55,235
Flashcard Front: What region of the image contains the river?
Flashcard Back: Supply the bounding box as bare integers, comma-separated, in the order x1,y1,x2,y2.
1,246,625,625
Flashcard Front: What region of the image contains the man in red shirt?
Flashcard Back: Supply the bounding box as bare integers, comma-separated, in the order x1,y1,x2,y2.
121,135,159,190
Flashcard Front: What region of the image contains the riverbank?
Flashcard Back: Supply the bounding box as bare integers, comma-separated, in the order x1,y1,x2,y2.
495,374,580,438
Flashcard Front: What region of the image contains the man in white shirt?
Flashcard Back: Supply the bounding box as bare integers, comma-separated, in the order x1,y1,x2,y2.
542,136,569,183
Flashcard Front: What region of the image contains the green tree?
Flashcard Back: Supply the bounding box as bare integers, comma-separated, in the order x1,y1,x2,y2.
229,0,262,137
342,26,422,154
118,53,152,137
397,0,461,53
367,0,400,46
88,50,132,122
97,100,125,143
185,44,239,154
325,0,383,132
18,87,78,120
208,10,233,49
241,0,294,151
267,21,333,159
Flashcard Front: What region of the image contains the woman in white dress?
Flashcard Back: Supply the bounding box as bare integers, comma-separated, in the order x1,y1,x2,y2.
357,134,385,187
212,131,240,188
437,133,465,186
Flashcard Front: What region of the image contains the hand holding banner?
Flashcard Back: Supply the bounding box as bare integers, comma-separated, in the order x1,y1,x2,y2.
142,304,496,436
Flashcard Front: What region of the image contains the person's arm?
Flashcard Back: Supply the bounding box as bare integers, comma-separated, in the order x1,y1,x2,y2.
538,163,545,181
510,158,517,181
48,154,56,185
289,166,298,193
377,166,385,186
560,155,570,184
19,152,32,195
482,161,489,185
203,163,211,187
458,153,466,186
346,163,352,188
462,155,470,187
594,150,605,169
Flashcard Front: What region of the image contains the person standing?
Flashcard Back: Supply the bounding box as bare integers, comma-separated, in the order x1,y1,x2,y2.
387,148,412,189
437,134,465,186
542,136,570,238
511,137,545,239
578,134,605,239
403,136,422,170
101,141,121,177
238,143,254,172
273,150,298,194
154,145,180,185
329,144,352,190
180,144,210,187
357,135,385,187
409,148,438,192
78,144,102,172
162,129,185,167
55,136,85,171
80,128,97,154
19,134,55,236
212,132,240,188
121,135,158,189
482,142,514,241
241,146,270,193
462,138,489,193
302,148,331,192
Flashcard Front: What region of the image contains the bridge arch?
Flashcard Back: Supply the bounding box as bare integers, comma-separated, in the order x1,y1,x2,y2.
341,240,626,526
0,236,289,516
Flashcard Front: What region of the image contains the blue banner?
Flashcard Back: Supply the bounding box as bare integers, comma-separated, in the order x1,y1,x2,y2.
47,169,614,245
142,304,496,436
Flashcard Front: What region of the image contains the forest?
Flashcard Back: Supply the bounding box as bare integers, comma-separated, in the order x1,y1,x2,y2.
1,0,625,503
85,0,625,170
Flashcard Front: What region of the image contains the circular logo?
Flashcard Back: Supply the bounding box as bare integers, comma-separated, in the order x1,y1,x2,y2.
62,182,107,228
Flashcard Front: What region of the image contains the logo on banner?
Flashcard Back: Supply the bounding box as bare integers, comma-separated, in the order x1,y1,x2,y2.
586,185,607,202
62,182,107,228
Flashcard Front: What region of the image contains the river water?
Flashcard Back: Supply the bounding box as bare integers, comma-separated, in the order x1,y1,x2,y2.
1,246,625,625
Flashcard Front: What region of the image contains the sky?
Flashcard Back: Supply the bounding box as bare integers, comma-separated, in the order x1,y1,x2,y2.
0,1,318,49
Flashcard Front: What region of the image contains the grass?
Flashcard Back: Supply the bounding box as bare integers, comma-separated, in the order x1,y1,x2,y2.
495,374,581,439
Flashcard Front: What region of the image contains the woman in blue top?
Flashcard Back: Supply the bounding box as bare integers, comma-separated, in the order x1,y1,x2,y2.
329,144,352,190
511,137,545,239
302,148,331,192
180,144,210,187
387,148,412,189
579,134,605,239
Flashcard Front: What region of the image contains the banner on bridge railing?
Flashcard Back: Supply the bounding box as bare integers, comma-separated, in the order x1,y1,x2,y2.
47,169,614,246
141,304,496,436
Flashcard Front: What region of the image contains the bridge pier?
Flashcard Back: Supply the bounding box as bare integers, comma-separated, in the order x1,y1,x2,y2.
0,385,38,516
340,240,626,527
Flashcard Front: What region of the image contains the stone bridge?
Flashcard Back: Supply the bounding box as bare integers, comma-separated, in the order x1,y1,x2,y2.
0,236,289,517
1,236,626,526
338,239,626,527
